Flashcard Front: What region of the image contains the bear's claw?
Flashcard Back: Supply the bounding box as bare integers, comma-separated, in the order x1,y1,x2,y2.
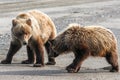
66,65,80,73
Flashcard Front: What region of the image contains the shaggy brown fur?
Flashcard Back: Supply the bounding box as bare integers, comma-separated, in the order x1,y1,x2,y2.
49,23,119,73
1,10,57,67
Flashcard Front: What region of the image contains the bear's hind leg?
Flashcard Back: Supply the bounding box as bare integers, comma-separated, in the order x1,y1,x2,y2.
45,41,56,65
106,52,119,72
21,46,35,64
66,49,89,73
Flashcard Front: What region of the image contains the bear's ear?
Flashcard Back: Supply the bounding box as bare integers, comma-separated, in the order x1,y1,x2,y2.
26,18,31,26
12,19,17,27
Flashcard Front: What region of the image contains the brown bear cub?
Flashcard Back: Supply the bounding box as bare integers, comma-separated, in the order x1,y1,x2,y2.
1,10,57,67
49,23,119,73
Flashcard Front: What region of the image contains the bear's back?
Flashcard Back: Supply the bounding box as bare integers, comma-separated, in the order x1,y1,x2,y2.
63,25,117,57
28,10,57,40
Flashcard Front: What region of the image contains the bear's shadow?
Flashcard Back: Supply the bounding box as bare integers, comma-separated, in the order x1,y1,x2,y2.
0,69,66,76
0,67,111,76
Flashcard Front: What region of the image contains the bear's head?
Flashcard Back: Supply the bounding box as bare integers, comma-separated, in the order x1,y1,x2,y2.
48,40,60,57
49,34,69,57
11,18,32,45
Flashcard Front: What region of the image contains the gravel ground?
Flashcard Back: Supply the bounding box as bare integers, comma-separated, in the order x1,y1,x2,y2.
0,0,120,80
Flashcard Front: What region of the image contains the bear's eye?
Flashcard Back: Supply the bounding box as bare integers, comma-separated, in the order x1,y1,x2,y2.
24,33,27,35
24,31,30,35
17,33,23,36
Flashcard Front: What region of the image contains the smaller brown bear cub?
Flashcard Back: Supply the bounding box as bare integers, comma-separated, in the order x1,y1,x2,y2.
1,10,57,67
49,23,119,73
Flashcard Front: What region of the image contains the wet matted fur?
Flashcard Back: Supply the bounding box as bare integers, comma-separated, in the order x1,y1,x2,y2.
49,23,119,73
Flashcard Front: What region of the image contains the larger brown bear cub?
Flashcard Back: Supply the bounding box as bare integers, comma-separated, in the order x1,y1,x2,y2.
1,10,57,67
49,23,119,73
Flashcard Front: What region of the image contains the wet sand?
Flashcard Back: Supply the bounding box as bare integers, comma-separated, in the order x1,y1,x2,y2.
0,0,120,80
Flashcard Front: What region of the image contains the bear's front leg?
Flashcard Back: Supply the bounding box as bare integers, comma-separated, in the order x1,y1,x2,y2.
66,49,90,73
33,45,44,67
21,46,35,64
1,41,22,64
45,41,56,65
66,60,80,73
33,39,44,67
